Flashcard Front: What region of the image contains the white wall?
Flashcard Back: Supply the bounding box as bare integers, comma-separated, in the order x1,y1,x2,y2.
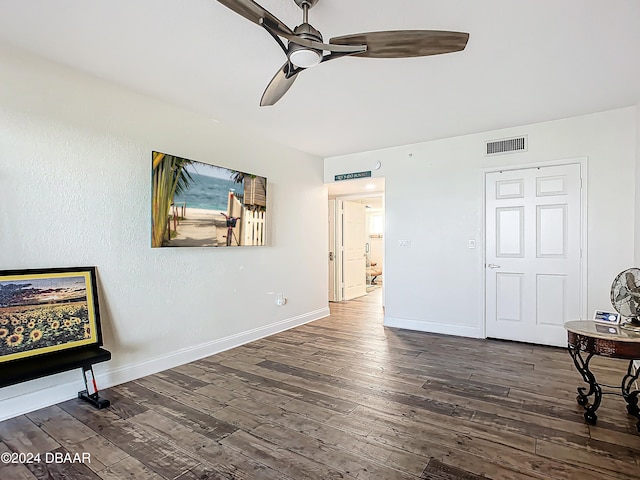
636,103,640,264
0,44,329,420
326,107,637,337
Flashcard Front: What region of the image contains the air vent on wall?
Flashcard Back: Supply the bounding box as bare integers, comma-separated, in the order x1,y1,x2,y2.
486,135,527,156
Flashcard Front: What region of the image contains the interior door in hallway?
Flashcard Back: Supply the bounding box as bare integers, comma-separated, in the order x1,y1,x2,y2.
343,200,367,300
328,199,337,301
485,163,583,347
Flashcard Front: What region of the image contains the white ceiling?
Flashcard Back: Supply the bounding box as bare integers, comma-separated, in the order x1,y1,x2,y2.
1,0,639,158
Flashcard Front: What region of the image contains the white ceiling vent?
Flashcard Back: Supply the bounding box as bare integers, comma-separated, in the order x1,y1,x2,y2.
486,135,527,156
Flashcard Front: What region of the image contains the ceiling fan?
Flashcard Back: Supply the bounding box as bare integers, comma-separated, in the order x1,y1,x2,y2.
216,0,470,106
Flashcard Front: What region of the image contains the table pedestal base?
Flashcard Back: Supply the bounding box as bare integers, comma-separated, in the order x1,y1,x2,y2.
622,361,640,430
568,345,601,424
569,344,640,432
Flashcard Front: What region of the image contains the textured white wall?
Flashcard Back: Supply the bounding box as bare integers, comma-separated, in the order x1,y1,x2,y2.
0,44,328,419
325,107,637,337
636,105,640,264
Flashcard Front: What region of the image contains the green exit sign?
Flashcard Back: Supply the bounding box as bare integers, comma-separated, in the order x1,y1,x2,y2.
334,171,372,181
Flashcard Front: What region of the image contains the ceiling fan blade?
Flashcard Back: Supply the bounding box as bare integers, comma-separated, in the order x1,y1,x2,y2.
329,30,469,58
260,63,300,106
217,0,293,35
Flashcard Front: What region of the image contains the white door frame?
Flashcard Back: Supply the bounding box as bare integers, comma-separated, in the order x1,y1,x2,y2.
482,157,588,339
329,193,385,302
328,199,338,302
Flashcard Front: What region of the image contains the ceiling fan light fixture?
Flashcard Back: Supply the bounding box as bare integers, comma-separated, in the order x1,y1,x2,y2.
288,43,322,68
288,23,324,68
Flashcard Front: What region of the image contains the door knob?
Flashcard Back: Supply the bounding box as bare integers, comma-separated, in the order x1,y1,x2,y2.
487,264,501,269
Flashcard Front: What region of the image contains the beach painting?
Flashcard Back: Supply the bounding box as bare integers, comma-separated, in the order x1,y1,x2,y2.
151,151,267,248
0,267,102,363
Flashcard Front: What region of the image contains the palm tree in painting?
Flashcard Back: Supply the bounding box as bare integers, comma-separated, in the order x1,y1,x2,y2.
151,152,193,247
230,170,267,208
231,171,244,184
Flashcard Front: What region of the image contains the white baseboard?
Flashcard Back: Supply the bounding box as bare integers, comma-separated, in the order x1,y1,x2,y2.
100,307,330,388
0,375,85,422
0,307,330,422
383,315,483,339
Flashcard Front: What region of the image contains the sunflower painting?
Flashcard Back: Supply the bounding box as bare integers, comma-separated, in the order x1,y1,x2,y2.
0,267,102,363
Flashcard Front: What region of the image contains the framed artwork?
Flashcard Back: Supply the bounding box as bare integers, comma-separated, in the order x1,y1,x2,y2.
151,151,267,248
0,267,102,363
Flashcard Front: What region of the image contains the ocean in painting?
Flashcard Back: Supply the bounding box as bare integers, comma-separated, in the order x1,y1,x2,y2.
174,171,244,211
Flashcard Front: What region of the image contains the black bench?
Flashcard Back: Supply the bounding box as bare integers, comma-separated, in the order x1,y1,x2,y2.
0,345,112,409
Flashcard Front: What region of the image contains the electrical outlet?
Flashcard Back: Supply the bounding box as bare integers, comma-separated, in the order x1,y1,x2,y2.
398,240,411,248
276,293,287,306
468,240,476,249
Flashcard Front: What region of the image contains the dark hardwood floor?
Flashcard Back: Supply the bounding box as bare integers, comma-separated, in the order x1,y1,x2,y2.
2,288,640,479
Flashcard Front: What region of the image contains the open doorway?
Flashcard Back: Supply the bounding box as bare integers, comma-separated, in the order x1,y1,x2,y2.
327,177,385,305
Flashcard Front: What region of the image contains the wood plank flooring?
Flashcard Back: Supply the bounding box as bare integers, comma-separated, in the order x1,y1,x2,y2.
2,288,640,479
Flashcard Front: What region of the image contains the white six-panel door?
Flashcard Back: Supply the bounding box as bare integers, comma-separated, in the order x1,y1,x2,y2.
485,163,582,347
